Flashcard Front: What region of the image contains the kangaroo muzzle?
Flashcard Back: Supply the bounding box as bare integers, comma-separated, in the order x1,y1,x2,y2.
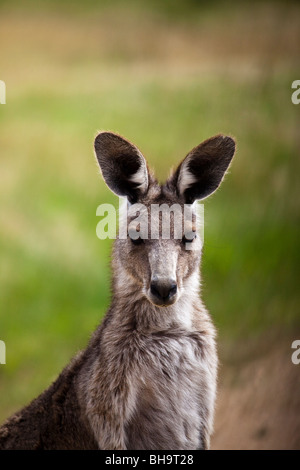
150,277,178,306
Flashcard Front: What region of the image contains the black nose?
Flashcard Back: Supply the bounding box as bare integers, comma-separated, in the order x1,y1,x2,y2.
150,279,177,302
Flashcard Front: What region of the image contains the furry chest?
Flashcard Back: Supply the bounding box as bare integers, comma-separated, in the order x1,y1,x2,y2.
125,335,205,450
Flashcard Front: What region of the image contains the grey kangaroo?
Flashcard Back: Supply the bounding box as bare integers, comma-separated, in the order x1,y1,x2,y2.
0,132,236,450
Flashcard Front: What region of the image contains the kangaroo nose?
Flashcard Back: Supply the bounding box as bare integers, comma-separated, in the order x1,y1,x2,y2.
150,279,177,302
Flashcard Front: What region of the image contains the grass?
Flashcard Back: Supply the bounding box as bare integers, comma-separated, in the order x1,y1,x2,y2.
0,0,299,422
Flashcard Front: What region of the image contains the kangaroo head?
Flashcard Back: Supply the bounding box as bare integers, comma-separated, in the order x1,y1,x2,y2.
94,132,235,308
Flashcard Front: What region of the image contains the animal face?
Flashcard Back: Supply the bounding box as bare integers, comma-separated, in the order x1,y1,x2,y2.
115,194,201,307
94,132,235,308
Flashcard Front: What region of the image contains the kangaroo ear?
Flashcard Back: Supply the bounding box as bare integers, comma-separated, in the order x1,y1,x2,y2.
170,134,236,203
94,132,149,203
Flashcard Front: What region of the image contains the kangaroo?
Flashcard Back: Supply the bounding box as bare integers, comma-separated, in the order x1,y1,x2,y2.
0,132,235,450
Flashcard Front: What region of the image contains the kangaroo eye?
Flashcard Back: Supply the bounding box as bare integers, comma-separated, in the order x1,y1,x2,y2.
130,237,144,246
182,233,197,244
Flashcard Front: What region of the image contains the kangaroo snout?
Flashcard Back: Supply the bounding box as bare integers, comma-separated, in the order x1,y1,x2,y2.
150,277,178,306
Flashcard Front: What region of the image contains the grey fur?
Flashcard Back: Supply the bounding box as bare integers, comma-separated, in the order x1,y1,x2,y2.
0,132,235,450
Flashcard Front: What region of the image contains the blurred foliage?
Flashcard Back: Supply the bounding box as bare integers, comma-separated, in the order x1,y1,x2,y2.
0,0,299,421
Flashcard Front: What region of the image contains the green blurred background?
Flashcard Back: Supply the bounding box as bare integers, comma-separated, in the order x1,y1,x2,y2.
0,0,299,449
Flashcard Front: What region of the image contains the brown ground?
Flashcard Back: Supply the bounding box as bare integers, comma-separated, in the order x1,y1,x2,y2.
212,333,300,450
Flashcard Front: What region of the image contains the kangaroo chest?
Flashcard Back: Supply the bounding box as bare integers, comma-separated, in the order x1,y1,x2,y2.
125,333,204,450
